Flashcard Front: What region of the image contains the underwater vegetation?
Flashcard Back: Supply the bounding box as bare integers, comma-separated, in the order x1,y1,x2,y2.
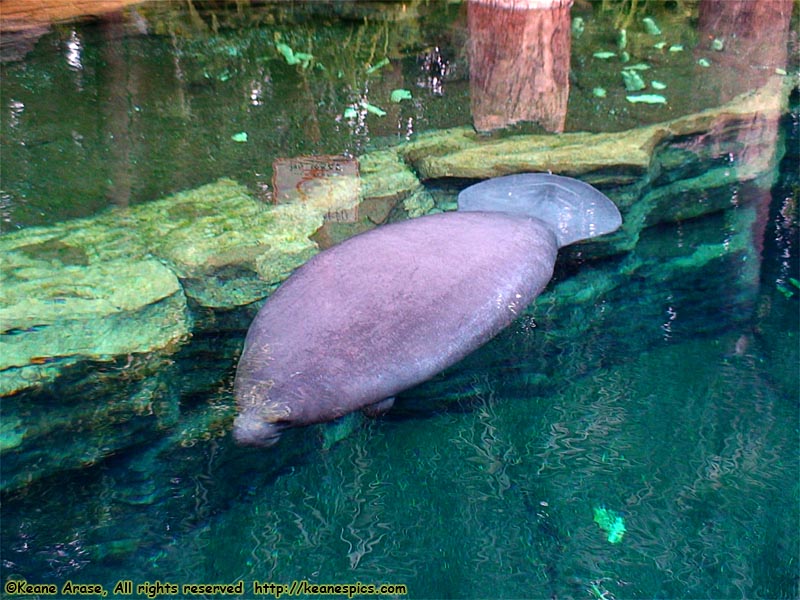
0,2,797,597
593,506,627,544
0,75,791,492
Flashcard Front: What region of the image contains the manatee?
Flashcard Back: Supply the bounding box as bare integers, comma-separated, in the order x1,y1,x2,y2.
233,173,621,446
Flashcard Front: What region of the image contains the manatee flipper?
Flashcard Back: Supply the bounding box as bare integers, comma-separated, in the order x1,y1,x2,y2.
362,397,395,418
321,412,365,450
457,173,621,248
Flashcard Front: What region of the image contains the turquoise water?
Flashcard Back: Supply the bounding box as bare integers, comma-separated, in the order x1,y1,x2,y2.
2,2,799,599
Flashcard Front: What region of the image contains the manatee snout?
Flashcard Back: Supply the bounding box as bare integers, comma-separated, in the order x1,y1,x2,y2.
233,373,290,446
232,412,285,447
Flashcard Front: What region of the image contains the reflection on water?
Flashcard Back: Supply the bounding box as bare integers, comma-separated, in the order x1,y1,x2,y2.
1,1,798,599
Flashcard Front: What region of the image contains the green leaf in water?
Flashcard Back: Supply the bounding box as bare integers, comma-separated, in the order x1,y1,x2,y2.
360,101,386,117
366,57,390,74
593,506,626,544
593,51,617,60
276,43,313,69
276,42,299,65
626,94,667,104
622,70,646,92
343,107,358,119
778,277,800,298
231,132,248,143
593,87,607,98
642,17,662,35
390,89,412,103
669,44,684,52
617,28,627,50
295,52,314,69
697,58,712,67
651,80,667,90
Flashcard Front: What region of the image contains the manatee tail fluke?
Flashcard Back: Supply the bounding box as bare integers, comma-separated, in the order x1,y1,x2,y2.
457,173,622,248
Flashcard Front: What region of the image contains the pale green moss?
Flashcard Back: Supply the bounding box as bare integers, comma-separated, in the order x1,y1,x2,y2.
403,189,435,217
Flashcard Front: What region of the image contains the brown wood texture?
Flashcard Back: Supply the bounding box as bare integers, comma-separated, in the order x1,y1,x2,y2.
0,0,145,33
467,0,572,132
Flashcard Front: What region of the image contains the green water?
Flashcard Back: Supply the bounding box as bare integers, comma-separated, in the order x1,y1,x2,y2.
1,2,799,599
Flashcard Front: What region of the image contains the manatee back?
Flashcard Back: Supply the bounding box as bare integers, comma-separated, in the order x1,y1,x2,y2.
458,173,621,248
234,211,558,437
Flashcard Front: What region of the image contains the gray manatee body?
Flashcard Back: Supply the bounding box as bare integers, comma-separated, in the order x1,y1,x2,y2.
233,173,621,446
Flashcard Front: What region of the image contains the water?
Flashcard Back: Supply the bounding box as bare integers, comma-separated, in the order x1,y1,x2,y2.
1,2,799,599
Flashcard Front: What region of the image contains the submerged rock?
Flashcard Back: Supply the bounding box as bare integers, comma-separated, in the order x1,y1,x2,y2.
0,227,189,399
401,125,656,184
0,351,182,491
537,195,765,350
399,77,786,185
0,150,421,491
0,76,788,493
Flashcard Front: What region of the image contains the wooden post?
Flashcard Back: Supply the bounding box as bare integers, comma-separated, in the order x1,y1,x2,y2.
467,0,573,133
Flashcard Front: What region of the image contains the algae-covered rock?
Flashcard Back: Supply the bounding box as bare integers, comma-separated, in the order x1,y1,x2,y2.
0,351,182,492
311,149,422,248
399,77,786,186
120,178,344,307
359,149,421,202
403,126,657,184
403,188,436,217
534,199,763,348
397,77,787,262
0,258,187,371
638,166,777,228
0,180,317,399
0,219,190,396
397,126,478,166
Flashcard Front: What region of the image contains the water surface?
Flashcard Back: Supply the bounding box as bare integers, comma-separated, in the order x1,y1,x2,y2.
1,2,798,599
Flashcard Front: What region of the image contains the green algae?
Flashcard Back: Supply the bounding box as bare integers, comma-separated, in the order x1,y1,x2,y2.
403,188,435,218
17,239,90,266
0,148,421,396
